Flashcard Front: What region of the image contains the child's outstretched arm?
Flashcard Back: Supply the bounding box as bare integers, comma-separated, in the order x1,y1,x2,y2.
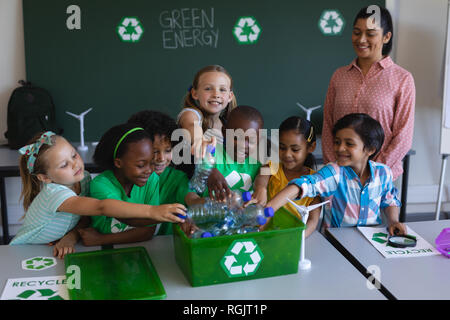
380,166,406,236
178,110,215,159
265,184,302,213
384,206,407,236
245,165,271,207
57,197,186,223
78,226,156,247
304,197,321,238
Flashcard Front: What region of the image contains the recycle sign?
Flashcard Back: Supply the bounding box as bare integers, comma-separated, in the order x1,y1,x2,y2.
372,232,389,244
21,256,56,271
117,17,144,42
318,9,345,36
233,16,262,44
14,289,64,300
220,239,263,278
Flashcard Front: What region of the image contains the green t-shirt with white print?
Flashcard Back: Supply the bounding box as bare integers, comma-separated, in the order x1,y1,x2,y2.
90,170,159,234
201,143,261,197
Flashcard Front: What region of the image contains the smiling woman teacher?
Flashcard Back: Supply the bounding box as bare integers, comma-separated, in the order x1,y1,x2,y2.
321,6,415,181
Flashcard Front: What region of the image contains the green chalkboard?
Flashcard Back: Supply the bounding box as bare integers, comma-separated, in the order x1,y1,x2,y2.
23,0,385,141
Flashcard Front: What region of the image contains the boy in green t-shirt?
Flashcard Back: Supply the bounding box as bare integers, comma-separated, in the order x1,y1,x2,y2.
204,105,264,201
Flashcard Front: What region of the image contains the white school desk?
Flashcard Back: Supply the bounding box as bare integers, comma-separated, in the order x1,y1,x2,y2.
114,232,386,300
0,232,385,300
326,220,450,300
0,243,101,283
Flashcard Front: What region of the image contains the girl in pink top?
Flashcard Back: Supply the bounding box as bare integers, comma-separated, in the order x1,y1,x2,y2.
322,6,415,180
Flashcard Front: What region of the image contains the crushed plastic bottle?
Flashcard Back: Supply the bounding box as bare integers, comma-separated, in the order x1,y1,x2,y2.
189,144,216,193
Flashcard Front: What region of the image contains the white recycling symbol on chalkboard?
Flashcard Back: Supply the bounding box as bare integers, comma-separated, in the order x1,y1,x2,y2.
318,9,345,36
117,17,144,42
220,239,263,277
233,16,262,44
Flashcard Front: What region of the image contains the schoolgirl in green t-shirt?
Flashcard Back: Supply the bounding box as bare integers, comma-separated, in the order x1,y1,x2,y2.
79,123,187,246
127,110,204,235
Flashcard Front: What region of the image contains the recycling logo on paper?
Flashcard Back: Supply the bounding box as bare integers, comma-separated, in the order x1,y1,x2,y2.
22,257,56,271
233,16,261,44
220,239,263,278
318,9,345,36
15,289,64,300
117,17,144,42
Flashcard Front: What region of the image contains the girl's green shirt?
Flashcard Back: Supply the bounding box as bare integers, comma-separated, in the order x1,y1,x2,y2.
90,170,160,234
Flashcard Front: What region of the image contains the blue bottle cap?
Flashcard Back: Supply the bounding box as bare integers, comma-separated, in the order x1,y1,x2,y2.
176,213,186,219
264,207,274,218
242,191,252,202
206,145,215,155
257,216,267,225
201,231,213,238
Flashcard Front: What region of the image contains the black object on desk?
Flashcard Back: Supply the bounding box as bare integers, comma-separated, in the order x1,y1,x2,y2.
0,143,101,244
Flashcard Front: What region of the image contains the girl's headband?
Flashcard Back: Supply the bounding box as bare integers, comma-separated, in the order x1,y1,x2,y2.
113,127,144,159
18,131,56,173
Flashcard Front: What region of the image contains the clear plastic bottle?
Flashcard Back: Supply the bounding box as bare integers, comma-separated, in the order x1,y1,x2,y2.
185,191,244,225
189,145,216,193
233,191,275,226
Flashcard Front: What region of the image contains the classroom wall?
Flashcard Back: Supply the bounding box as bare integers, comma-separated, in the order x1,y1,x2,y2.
387,0,450,213
0,0,449,236
0,0,25,140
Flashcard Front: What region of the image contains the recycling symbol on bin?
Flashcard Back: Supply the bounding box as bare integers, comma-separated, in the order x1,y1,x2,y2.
14,289,64,300
22,256,57,271
318,9,345,36
117,17,144,42
220,239,263,278
233,16,262,44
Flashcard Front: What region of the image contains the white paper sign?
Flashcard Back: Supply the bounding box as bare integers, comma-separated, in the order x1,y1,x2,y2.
358,226,440,259
1,275,68,300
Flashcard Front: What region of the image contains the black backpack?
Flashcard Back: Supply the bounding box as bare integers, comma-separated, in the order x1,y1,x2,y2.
4,80,62,149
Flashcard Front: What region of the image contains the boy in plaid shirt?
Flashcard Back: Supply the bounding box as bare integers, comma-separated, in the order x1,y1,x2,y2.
265,113,406,236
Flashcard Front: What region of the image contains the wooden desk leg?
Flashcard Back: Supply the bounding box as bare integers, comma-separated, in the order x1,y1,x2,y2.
399,155,410,223
0,176,10,244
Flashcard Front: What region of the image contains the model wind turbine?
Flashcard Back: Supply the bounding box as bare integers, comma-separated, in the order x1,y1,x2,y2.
66,107,92,151
296,102,322,121
287,198,330,270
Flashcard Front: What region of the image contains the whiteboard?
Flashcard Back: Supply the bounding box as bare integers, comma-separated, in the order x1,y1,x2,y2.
441,0,450,154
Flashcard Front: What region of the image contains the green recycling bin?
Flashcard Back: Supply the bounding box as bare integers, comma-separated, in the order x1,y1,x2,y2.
172,207,305,287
